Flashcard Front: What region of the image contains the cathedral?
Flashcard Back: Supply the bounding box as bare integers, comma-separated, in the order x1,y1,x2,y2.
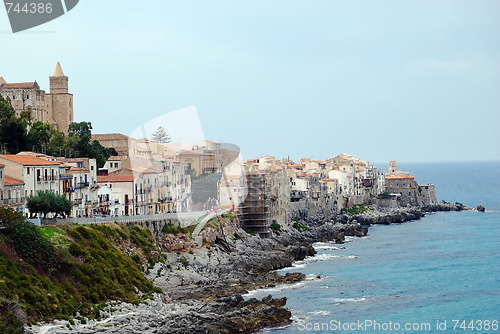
0,62,73,134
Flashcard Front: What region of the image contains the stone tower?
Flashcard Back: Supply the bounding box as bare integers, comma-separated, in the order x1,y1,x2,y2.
389,160,397,173
46,62,73,134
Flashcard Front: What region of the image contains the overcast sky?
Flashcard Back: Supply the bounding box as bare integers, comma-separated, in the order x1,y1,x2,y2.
1,0,499,163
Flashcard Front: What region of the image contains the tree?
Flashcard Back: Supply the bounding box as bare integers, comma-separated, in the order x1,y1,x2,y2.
27,121,61,153
151,126,171,143
68,121,93,155
0,96,28,154
26,191,72,218
66,121,116,167
0,96,114,166
26,192,51,218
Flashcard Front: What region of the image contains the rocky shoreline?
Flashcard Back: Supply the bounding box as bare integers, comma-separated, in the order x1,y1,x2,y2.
27,202,475,334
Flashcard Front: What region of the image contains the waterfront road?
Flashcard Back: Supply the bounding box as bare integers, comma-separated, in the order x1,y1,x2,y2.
44,211,209,227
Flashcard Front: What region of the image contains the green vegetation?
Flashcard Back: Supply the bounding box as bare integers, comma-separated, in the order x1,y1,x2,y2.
341,204,374,216
39,227,70,246
26,191,72,218
270,223,281,231
221,212,236,219
151,126,171,143
244,228,257,236
177,256,189,268
0,96,116,167
0,300,24,334
0,208,162,331
161,222,189,235
204,218,219,230
292,219,310,232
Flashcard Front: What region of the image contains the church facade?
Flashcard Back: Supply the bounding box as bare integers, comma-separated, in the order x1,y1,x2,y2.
0,62,73,134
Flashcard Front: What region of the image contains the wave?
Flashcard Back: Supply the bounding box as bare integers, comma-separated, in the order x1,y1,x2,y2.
330,297,371,304
242,281,308,299
279,253,358,272
302,254,358,263
308,310,333,316
313,243,347,251
344,236,361,242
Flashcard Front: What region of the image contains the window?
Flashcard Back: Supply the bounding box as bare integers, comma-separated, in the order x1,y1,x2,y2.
91,166,94,171
27,167,30,175
37,169,41,182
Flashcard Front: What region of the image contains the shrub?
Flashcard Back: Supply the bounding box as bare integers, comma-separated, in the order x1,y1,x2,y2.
161,223,189,235
177,256,189,268
6,220,57,270
292,220,310,232
342,204,374,216
270,223,281,231
0,222,163,328
221,212,236,219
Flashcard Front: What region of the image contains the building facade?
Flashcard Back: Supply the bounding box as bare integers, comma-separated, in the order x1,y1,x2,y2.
0,62,73,134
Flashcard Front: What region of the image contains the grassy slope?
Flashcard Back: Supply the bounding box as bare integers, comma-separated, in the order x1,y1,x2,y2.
0,220,163,333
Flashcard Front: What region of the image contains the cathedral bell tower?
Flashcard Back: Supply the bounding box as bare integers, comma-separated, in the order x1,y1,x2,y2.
46,62,73,134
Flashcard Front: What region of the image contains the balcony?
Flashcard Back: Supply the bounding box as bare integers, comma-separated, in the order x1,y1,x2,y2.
37,176,57,183
75,182,89,189
0,198,25,205
73,198,83,205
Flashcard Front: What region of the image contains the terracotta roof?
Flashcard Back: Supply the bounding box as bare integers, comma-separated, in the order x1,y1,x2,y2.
128,167,158,174
270,165,284,170
4,177,24,185
0,82,37,90
97,175,136,183
301,158,311,162
0,155,60,166
332,169,347,173
108,156,128,161
19,152,57,160
92,133,132,141
386,175,415,180
320,178,337,182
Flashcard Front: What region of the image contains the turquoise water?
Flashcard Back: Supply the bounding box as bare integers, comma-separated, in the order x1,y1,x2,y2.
251,161,500,333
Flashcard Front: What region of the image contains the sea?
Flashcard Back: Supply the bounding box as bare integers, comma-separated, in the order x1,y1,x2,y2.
247,161,500,334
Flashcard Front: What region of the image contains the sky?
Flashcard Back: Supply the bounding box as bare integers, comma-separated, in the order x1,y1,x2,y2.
1,0,499,163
